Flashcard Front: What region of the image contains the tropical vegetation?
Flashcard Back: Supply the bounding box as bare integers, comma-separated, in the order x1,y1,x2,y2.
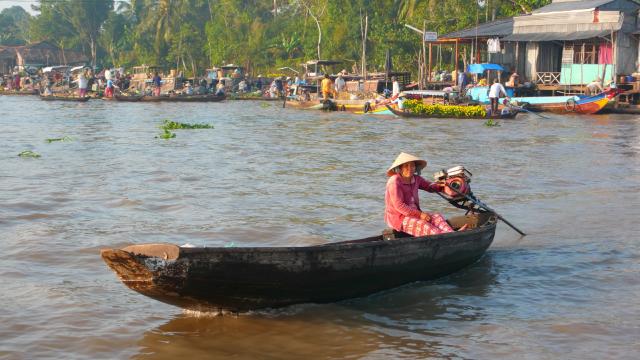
2,0,551,76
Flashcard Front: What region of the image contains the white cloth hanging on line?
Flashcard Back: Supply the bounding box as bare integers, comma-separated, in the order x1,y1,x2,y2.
487,38,501,53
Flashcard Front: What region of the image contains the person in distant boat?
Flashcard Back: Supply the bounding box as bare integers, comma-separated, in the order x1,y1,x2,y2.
385,152,467,237
269,79,278,98
13,72,21,90
77,70,88,98
104,78,115,98
586,78,604,96
152,72,162,96
275,77,284,96
391,76,400,97
459,70,471,92
321,73,334,101
42,83,53,97
184,82,194,95
488,79,507,115
335,73,346,93
505,72,519,87
391,92,406,110
238,79,248,93
215,80,225,96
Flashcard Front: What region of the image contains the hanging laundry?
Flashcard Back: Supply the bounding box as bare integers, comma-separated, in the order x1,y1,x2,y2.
487,38,501,53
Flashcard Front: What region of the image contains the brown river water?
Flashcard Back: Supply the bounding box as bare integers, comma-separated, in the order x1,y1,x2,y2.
1,96,639,359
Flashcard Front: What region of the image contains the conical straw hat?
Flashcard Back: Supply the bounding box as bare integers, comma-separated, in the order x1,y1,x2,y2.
387,152,427,176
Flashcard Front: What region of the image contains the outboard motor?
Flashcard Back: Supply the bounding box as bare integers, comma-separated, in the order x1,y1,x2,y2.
433,165,527,235
433,166,472,200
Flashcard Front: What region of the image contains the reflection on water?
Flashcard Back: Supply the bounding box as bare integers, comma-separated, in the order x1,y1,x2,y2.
136,256,497,360
0,97,639,359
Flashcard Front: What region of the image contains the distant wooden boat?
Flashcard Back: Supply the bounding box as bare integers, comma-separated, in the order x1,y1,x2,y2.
386,105,518,119
101,213,496,312
468,87,620,115
40,95,90,102
520,88,620,114
228,95,280,101
114,94,144,102
140,94,225,102
285,98,379,112
0,89,39,96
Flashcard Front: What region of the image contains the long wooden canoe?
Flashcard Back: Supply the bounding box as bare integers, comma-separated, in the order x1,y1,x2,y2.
140,94,225,102
0,89,39,96
101,213,496,312
113,94,144,102
40,95,90,102
386,105,518,120
523,88,620,114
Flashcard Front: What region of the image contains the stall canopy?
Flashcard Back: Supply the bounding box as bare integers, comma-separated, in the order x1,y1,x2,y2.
467,63,504,74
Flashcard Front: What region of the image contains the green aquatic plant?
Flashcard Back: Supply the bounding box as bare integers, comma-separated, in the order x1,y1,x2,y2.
45,136,73,143
156,128,176,139
18,150,41,158
161,120,213,130
260,102,271,108
484,119,501,127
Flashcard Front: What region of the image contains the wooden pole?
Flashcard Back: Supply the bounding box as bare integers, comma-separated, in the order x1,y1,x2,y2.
361,14,368,82
455,39,459,85
419,48,423,89
515,41,519,75
428,43,432,83
422,21,427,89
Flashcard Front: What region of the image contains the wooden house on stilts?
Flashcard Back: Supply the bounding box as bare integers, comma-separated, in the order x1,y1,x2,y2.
441,0,640,96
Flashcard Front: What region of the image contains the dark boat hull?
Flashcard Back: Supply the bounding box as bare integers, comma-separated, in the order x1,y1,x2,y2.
101,213,496,312
386,105,517,119
228,96,281,101
140,94,225,102
113,95,144,102
0,90,39,96
40,95,90,102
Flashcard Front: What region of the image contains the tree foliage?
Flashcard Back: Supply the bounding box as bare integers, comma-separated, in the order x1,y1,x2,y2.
0,6,32,45
24,0,551,76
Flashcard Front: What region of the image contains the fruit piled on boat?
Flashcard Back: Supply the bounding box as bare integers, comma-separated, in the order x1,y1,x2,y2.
403,100,487,118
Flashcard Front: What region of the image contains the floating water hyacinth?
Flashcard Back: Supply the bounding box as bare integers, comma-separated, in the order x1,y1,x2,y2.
45,136,73,143
18,150,41,158
161,120,213,130
156,128,176,139
484,119,501,127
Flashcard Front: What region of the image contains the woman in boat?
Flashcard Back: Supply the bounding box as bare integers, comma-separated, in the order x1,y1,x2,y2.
385,152,467,237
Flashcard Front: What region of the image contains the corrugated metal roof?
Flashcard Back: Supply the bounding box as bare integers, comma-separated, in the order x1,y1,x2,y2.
532,0,615,13
440,18,513,39
503,30,612,41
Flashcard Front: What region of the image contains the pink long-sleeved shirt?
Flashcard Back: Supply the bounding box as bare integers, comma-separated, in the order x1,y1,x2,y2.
384,174,442,231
